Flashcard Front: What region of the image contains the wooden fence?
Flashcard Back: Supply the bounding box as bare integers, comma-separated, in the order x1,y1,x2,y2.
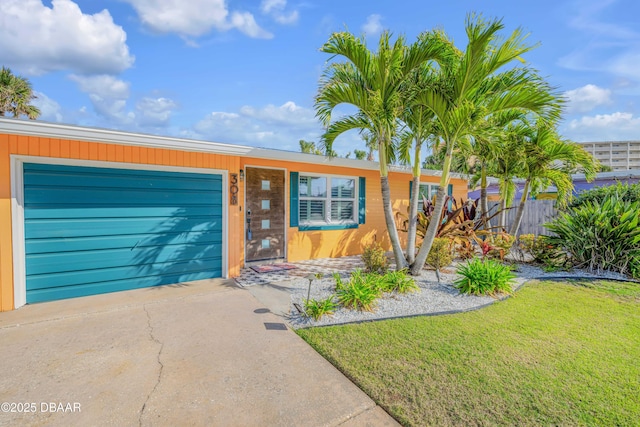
487,199,558,236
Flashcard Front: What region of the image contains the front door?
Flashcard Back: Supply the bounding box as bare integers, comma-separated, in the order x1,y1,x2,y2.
245,167,286,262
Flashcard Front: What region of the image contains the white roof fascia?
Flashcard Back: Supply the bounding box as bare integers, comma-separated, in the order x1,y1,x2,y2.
0,118,253,156
246,147,466,180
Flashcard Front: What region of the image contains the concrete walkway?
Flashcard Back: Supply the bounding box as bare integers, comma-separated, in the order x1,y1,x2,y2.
0,279,398,426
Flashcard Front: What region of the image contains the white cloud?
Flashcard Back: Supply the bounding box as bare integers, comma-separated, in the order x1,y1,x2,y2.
32,91,63,122
0,0,134,75
123,0,272,39
564,84,612,113
193,101,321,149
362,14,383,35
136,97,178,127
566,112,640,141
69,74,133,123
229,12,273,39
260,0,299,25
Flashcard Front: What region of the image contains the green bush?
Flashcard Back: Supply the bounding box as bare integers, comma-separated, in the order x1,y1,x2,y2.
546,196,640,277
304,296,338,321
336,269,380,311
570,182,640,208
454,258,516,296
426,237,454,283
378,270,419,294
361,242,388,273
488,233,515,260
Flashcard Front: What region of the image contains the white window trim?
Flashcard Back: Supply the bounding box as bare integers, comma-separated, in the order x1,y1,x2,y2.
298,173,358,226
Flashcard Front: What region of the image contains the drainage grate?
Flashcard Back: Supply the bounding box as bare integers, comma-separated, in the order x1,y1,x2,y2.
264,322,287,331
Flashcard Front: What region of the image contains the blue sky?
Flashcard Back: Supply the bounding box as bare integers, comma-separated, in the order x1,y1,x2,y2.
1,0,639,155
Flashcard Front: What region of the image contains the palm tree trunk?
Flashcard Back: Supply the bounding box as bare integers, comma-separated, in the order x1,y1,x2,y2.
405,143,423,264
480,165,491,231
410,185,447,275
406,175,421,264
381,175,407,270
410,142,453,275
498,197,507,231
509,179,530,236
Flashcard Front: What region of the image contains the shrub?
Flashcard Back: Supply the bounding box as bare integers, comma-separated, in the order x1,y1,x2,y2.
379,270,419,294
454,258,516,296
570,182,640,208
361,242,388,273
304,296,338,321
336,269,380,311
488,233,515,260
456,241,476,260
546,196,640,277
517,234,536,260
426,237,454,283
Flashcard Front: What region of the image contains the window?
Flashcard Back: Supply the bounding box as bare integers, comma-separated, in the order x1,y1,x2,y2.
411,182,453,210
418,184,439,204
299,175,356,225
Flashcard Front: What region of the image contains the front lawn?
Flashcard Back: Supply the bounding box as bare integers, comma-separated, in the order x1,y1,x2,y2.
297,280,640,426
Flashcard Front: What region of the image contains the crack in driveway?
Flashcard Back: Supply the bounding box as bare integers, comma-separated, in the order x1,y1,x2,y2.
139,304,164,427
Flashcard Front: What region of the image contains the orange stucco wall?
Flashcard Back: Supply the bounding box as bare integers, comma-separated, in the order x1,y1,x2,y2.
0,133,242,311
241,157,468,262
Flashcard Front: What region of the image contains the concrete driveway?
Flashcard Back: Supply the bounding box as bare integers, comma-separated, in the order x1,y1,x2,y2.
0,279,398,426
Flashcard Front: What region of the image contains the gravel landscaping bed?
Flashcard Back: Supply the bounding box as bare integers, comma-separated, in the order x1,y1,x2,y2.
287,262,632,329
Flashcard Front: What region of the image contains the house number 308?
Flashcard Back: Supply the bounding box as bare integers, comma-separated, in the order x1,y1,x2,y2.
230,173,239,205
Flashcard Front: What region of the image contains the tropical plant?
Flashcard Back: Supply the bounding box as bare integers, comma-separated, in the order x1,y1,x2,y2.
379,270,419,293
0,66,40,119
361,242,389,274
304,296,338,321
409,15,562,275
454,258,516,296
545,196,640,277
426,237,454,283
508,122,598,236
569,182,640,208
299,139,323,155
487,232,515,260
335,269,380,311
315,30,447,270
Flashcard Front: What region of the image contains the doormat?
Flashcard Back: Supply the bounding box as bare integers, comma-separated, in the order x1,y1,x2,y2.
251,263,297,273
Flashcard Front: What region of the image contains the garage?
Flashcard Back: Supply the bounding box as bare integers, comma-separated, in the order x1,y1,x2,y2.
23,162,224,303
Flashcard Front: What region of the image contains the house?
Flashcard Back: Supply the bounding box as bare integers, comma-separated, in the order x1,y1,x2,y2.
468,170,640,202
0,118,468,311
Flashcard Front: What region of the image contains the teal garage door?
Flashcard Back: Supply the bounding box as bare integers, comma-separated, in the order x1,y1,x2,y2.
24,163,224,303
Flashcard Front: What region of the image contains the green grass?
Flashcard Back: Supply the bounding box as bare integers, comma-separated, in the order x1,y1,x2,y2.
297,280,640,426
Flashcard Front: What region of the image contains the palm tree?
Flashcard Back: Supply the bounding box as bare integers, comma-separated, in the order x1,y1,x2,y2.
409,15,562,275
0,67,40,119
315,31,446,269
508,122,599,236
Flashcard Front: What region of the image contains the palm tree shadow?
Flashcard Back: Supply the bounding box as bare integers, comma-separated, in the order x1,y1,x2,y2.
131,207,223,287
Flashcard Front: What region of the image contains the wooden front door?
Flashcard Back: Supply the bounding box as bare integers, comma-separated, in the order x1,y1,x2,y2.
245,168,285,262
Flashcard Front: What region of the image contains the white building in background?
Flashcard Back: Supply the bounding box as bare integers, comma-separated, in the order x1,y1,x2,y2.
578,141,640,171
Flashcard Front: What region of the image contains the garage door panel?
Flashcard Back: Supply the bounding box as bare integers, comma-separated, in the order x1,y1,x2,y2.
26,231,224,254
26,243,223,275
24,163,224,303
24,187,223,207
25,206,218,220
27,253,223,291
26,268,223,303
25,217,223,239
24,164,220,191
